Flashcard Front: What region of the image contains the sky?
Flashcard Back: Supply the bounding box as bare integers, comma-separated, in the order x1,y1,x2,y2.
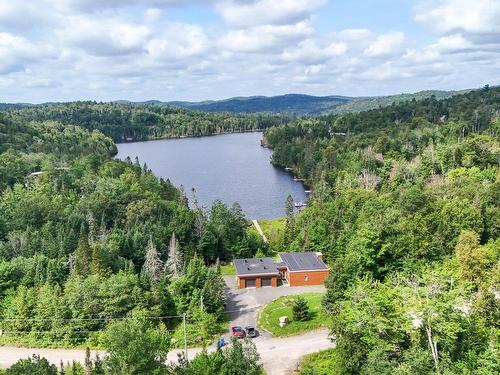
0,0,499,103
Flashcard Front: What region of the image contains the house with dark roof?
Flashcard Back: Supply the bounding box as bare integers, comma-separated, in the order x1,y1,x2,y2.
234,252,328,288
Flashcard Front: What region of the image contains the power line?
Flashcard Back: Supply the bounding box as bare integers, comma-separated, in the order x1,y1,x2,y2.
0,306,261,323
1,329,178,334
0,315,185,322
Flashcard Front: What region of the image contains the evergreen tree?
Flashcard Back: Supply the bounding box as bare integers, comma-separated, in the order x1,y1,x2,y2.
91,245,108,276
292,296,310,321
200,267,225,316
74,226,91,276
86,211,97,247
166,232,182,278
34,256,46,286
284,195,295,247
142,238,164,283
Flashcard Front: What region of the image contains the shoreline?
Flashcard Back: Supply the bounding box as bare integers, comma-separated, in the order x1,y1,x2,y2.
116,128,265,145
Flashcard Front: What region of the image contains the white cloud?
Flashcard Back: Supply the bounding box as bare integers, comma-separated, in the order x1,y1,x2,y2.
50,0,197,12
0,1,58,32
414,0,500,39
0,0,498,102
220,22,313,52
216,0,326,27
281,39,346,64
144,8,163,23
435,34,474,52
0,32,57,74
62,17,150,56
146,24,209,61
364,32,405,57
334,29,372,42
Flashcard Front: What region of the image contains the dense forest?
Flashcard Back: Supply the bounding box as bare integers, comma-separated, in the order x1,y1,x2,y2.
0,112,268,354
0,86,498,374
165,94,350,115
2,88,466,118
7,103,288,142
167,90,466,115
264,86,499,374
329,89,470,115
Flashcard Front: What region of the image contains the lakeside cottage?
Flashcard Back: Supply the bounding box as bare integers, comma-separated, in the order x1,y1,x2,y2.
234,252,328,288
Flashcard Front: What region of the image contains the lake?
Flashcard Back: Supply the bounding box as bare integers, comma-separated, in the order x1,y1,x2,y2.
115,132,307,219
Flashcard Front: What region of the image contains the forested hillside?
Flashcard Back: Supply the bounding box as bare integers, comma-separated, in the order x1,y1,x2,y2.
264,86,500,374
0,113,267,350
124,90,466,115
0,87,498,374
165,94,351,114
1,89,467,123
330,89,470,115
8,102,288,142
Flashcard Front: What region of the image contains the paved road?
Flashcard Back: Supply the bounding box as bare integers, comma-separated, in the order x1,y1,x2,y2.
0,279,332,374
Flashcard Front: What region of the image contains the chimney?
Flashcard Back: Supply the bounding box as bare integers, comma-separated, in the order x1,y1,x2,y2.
315,252,323,261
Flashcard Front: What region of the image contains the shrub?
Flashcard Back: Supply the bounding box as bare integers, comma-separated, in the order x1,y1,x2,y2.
6,355,58,375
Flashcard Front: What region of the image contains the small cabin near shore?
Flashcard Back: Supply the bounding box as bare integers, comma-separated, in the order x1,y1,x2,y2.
234,252,328,288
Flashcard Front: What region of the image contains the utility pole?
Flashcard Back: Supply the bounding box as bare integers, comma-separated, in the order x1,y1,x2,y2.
183,313,188,362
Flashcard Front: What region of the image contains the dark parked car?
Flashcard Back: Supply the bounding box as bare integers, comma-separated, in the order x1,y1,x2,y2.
231,326,246,338
245,326,256,338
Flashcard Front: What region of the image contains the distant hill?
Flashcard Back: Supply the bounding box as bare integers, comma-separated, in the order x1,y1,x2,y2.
330,89,471,115
148,94,353,115
0,103,33,110
2,89,473,116
130,90,469,115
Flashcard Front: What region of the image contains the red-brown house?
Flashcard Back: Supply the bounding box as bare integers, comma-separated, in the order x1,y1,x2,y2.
234,252,328,288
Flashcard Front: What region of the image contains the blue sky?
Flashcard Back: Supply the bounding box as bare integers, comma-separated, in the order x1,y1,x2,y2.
0,0,499,102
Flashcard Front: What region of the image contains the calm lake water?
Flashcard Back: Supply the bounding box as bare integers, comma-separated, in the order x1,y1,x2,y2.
115,132,307,219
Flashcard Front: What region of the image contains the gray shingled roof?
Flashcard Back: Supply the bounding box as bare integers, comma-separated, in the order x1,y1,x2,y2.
279,252,327,271
234,257,279,276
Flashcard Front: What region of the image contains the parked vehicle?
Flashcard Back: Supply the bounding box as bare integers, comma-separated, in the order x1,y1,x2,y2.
217,337,226,348
231,326,246,338
245,326,256,338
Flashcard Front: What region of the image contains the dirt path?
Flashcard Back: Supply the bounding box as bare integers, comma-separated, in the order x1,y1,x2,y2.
252,219,268,243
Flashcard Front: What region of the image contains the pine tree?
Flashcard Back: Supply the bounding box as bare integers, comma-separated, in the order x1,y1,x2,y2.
201,267,224,315
142,238,164,283
34,256,46,286
74,226,91,276
46,259,57,284
86,212,97,247
284,195,295,247
91,245,108,276
166,232,182,278
98,215,108,243
292,296,310,321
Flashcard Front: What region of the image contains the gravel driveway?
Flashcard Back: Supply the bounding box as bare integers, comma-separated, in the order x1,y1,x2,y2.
223,275,326,338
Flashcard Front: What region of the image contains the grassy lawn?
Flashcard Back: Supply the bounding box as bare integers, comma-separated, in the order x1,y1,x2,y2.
297,349,340,375
258,292,327,337
256,218,285,251
258,218,285,239
220,263,235,276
